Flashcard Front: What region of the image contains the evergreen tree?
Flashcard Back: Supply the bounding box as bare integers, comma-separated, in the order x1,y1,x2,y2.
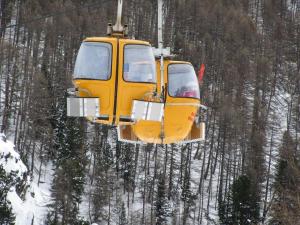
0,166,16,225
121,143,135,192
231,175,259,225
119,201,128,225
220,175,260,225
155,173,170,225
181,144,196,224
46,97,86,225
270,131,300,225
92,136,114,222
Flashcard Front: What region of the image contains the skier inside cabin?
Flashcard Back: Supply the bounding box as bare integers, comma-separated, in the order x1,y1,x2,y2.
168,64,200,98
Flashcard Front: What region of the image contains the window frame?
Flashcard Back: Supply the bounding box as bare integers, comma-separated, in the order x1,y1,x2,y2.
167,63,200,100
73,41,113,81
122,44,157,84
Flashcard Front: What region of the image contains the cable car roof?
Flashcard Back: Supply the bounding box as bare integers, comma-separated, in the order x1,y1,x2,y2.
83,37,150,46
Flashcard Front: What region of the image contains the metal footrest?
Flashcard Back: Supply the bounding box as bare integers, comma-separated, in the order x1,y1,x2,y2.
131,100,164,122
67,97,100,117
117,125,142,144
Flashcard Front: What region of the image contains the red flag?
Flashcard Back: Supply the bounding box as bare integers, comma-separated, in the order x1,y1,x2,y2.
198,63,205,82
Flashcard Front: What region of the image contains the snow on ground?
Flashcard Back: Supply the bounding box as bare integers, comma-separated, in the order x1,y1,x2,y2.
13,162,53,225
0,133,52,225
0,134,27,176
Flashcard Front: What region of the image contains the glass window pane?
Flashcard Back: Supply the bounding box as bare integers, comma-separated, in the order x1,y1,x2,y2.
74,42,112,80
123,45,156,83
168,64,200,99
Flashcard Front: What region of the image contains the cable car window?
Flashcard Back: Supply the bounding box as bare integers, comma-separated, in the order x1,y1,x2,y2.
168,64,200,99
74,42,112,80
123,45,156,83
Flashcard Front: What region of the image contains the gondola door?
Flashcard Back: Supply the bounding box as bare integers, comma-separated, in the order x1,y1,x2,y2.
115,39,157,125
163,61,201,143
72,37,118,125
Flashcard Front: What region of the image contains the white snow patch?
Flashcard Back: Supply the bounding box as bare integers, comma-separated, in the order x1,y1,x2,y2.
0,134,52,225
0,134,27,177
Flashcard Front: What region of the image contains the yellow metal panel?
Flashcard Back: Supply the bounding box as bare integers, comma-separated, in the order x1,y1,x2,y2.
72,37,202,144
115,39,157,125
118,39,150,45
163,60,200,144
133,121,162,144
73,38,118,125
84,37,116,42
185,122,205,141
131,60,200,144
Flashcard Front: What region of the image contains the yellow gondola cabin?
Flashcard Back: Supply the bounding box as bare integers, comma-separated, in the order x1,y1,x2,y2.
69,37,157,125
118,60,206,144
67,0,159,127
67,0,205,144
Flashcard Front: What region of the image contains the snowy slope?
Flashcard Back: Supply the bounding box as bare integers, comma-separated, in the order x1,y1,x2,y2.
0,134,27,176
0,133,52,225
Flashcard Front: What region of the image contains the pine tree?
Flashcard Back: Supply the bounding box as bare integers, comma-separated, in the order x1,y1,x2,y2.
46,96,86,225
0,166,16,225
270,131,300,225
155,173,170,225
119,201,128,225
92,135,114,222
219,175,260,225
121,143,134,192
231,175,259,225
181,144,196,225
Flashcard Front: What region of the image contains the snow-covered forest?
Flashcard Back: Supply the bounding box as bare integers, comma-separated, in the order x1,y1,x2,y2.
0,0,300,224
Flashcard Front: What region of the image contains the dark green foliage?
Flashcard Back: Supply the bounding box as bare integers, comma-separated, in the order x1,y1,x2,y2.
155,173,170,225
218,200,226,224
47,97,87,225
181,144,197,224
45,212,57,225
102,142,114,172
121,143,135,192
46,214,89,225
0,166,16,225
119,202,128,225
92,137,114,221
219,175,260,225
73,218,90,225
269,132,300,224
231,175,259,224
